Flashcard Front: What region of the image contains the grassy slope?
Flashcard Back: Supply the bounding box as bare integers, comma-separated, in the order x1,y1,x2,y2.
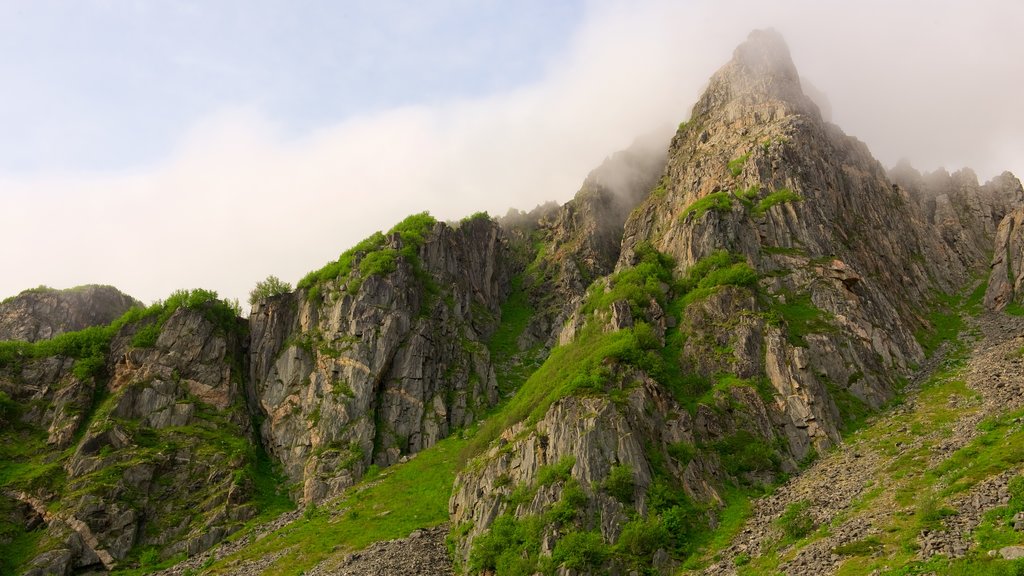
682,281,1024,575
207,434,468,575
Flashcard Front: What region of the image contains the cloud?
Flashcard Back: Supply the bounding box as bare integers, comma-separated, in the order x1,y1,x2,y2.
1,0,1021,306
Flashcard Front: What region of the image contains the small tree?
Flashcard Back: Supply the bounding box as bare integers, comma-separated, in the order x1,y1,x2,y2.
249,275,292,305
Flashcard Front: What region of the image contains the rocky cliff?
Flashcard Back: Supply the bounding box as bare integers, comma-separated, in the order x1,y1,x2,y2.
0,285,141,343
0,292,267,575
248,214,510,503
448,29,1023,575
984,207,1024,310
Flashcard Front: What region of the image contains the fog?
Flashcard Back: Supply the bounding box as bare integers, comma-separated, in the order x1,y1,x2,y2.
2,0,1021,306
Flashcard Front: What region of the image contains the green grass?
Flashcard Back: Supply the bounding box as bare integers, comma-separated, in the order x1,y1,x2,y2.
679,488,758,570
1005,302,1024,316
296,212,437,298
913,280,986,356
680,192,733,221
728,153,750,177
487,277,540,397
768,293,835,347
777,500,816,542
753,188,802,216
208,433,468,576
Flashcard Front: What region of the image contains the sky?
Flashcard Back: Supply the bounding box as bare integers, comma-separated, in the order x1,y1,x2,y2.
1,0,1022,307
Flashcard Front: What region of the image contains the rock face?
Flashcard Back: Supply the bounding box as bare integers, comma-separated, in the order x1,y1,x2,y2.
1,299,260,575
984,207,1024,310
0,285,141,342
507,131,670,347
249,217,510,503
449,29,1023,573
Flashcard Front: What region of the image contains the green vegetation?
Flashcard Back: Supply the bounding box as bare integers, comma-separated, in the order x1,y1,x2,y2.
680,191,734,221
602,464,635,503
296,212,437,300
728,153,750,177
248,275,292,305
711,431,782,479
914,279,986,356
461,211,491,224
777,500,816,541
0,288,241,378
470,457,708,575
676,250,758,308
208,433,467,576
486,277,540,397
0,493,47,575
753,188,802,216
466,247,769,461
767,292,835,347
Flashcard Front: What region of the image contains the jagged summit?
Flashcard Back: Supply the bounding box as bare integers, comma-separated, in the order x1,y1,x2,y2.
691,28,821,124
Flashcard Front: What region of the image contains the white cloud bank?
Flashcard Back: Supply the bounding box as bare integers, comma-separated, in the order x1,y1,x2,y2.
2,0,1022,305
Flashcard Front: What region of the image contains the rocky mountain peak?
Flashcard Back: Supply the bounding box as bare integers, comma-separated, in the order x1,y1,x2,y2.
691,28,821,124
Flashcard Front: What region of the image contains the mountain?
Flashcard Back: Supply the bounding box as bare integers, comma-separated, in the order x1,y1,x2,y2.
0,29,1021,576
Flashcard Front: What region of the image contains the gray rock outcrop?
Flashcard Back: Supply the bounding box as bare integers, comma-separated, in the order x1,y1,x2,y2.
249,217,511,503
985,207,1024,310
0,285,141,343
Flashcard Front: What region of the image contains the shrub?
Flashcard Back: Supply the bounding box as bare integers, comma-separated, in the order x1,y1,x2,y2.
553,531,608,571
714,431,781,477
616,516,670,558
603,464,635,503
358,249,398,279
131,323,161,348
248,275,292,305
537,456,576,486
296,212,437,299
778,501,816,541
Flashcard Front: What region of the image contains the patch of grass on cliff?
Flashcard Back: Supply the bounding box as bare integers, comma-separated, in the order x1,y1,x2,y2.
582,243,674,315
486,276,541,398
915,290,966,357
728,153,750,177
1004,302,1024,316
679,192,733,221
296,212,437,299
0,494,47,576
679,487,759,570
766,292,835,347
752,188,802,216
207,433,467,576
675,250,758,308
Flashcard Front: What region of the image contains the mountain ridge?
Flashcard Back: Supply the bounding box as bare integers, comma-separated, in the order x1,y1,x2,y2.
1,28,1022,576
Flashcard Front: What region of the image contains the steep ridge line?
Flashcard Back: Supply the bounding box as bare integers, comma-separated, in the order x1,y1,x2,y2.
693,310,1024,575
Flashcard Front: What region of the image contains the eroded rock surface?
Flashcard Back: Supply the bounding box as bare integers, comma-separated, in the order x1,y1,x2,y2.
985,207,1024,310
0,285,140,343
249,217,510,502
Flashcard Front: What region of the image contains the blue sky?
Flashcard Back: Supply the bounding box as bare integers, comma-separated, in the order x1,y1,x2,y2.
0,1,585,173
1,0,1021,306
